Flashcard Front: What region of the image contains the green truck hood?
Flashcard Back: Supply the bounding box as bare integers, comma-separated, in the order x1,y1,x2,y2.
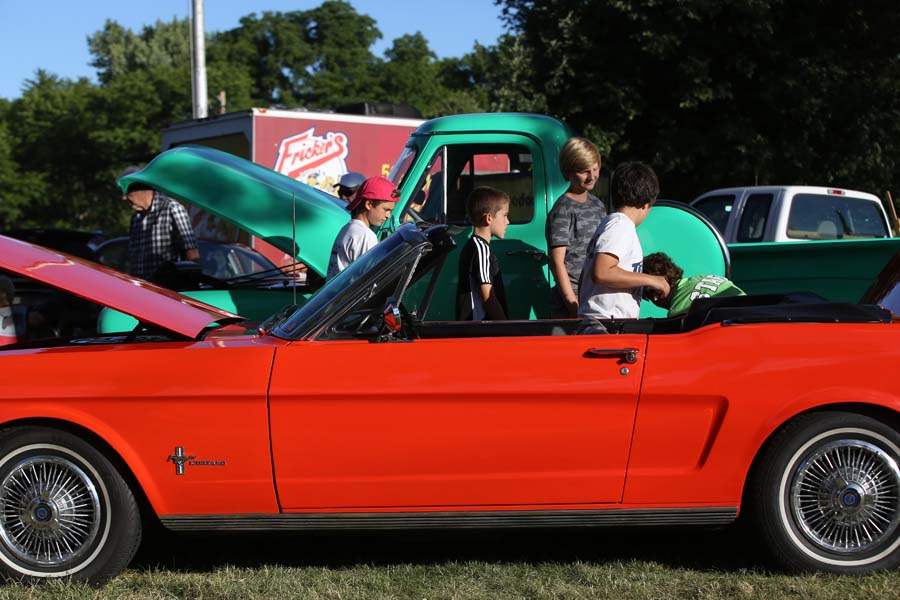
117,146,349,277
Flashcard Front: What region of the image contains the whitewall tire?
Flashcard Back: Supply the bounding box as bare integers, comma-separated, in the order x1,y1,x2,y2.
751,412,900,573
0,427,141,584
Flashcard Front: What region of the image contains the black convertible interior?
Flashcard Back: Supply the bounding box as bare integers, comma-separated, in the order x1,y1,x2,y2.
407,293,892,340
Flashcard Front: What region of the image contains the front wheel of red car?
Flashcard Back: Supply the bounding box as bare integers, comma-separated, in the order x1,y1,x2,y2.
751,412,900,573
0,426,142,584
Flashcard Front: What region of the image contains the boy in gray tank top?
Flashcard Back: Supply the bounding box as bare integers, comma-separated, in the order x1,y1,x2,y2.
546,138,607,317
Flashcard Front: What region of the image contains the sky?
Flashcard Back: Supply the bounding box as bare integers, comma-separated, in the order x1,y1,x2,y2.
0,0,506,100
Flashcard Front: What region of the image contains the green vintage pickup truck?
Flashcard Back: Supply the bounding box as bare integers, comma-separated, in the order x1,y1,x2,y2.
105,112,895,330
104,114,726,331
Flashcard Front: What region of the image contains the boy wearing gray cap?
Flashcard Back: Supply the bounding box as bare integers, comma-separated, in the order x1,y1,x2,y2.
334,172,366,203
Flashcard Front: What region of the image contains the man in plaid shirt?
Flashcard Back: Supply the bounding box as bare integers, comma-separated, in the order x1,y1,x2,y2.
120,175,199,283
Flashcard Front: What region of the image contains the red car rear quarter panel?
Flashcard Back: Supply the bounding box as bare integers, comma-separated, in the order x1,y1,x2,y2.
0,337,279,516
626,322,900,505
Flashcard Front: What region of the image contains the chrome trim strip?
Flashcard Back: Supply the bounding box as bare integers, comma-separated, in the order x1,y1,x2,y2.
161,507,737,532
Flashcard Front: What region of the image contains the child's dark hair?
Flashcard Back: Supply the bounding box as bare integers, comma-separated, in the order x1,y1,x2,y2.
610,162,658,209
466,186,510,225
643,252,683,291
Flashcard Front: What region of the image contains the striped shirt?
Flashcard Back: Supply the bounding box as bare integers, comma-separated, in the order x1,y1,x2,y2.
456,233,508,320
127,192,198,281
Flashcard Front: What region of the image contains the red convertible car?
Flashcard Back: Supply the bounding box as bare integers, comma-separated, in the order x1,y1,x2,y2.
0,225,897,583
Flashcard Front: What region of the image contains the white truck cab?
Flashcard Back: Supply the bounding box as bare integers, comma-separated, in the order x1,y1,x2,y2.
690,185,893,243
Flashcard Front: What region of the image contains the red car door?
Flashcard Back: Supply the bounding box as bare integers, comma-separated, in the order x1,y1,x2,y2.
268,333,647,510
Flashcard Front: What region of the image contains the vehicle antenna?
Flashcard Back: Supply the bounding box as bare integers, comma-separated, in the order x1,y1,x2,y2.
292,191,297,306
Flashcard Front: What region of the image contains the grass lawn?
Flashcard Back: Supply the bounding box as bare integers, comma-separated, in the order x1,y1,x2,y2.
1,527,897,599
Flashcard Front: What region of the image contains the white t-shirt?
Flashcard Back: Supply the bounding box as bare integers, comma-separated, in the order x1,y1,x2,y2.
0,306,17,345
327,218,378,279
577,212,644,319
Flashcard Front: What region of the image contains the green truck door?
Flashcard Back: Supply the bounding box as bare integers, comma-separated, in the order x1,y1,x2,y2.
392,133,551,320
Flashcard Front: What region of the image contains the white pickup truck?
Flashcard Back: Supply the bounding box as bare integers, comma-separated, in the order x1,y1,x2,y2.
689,185,894,243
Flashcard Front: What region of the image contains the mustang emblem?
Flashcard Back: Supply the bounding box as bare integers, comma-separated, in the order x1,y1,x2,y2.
167,447,196,475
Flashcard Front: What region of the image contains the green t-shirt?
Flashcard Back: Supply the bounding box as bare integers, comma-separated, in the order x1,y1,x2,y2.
669,275,745,317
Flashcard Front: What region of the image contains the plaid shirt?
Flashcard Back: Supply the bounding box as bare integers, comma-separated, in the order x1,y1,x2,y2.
127,192,197,280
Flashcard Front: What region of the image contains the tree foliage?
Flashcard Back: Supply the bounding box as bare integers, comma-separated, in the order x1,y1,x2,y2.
3,71,126,230
211,12,314,106
497,0,900,201
0,0,490,231
0,120,43,226
3,0,900,231
299,0,383,107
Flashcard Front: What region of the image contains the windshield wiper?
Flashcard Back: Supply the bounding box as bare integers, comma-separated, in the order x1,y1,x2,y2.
257,303,301,335
223,264,301,286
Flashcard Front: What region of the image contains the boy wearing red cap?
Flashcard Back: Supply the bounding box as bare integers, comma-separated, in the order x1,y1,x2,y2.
327,176,398,279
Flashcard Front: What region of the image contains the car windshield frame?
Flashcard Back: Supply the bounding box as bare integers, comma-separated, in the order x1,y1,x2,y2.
271,225,429,340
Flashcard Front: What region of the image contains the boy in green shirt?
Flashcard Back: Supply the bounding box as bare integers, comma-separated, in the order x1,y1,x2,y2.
643,252,745,316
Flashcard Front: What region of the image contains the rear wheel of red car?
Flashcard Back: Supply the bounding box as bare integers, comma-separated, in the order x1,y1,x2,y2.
0,426,141,584
751,412,900,573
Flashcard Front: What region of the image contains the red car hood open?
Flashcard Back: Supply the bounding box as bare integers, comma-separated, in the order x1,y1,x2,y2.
0,235,241,339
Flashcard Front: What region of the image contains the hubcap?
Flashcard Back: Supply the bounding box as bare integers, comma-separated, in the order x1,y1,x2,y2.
791,439,900,555
0,456,102,568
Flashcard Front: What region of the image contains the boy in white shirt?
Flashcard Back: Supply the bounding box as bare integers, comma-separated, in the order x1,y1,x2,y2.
327,175,398,279
578,162,670,320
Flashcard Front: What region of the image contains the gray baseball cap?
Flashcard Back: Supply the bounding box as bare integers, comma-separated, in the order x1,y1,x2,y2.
335,171,366,191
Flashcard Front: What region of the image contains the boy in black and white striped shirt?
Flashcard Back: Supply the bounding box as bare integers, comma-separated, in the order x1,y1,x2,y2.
455,187,510,321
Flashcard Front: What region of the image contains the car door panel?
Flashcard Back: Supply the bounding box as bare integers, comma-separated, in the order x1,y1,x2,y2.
269,334,647,510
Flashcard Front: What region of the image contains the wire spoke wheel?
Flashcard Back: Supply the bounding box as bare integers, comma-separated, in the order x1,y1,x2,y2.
0,456,102,569
790,439,900,555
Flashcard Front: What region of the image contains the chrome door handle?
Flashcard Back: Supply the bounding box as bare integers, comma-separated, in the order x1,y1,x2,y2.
585,347,639,364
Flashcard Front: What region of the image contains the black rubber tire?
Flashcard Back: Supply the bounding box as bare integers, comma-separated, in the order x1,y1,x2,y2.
749,411,900,573
0,426,142,584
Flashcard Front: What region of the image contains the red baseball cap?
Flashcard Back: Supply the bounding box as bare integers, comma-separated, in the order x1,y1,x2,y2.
346,176,398,212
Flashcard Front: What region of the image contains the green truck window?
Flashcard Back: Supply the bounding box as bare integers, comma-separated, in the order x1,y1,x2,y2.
411,144,536,226
405,148,446,224
388,145,418,189
451,146,534,225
